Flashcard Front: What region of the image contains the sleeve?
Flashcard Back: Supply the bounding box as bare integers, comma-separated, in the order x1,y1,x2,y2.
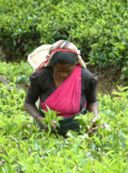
86,74,98,104
25,72,41,104
82,68,98,105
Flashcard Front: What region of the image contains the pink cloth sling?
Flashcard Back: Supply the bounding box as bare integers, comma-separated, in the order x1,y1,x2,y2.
40,65,81,117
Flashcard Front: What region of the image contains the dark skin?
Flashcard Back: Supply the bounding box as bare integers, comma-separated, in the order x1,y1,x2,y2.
53,63,76,87
25,63,99,129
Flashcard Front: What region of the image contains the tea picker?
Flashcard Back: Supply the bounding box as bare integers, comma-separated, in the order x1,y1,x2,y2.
25,40,100,136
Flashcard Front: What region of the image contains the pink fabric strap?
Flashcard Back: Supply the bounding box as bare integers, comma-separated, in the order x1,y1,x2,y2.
40,65,81,117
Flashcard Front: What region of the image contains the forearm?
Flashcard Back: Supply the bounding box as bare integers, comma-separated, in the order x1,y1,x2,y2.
87,101,99,119
25,102,43,122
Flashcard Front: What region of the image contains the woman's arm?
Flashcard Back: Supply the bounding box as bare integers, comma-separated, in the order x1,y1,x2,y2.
25,102,48,130
24,72,46,126
25,102,43,122
84,69,99,123
87,101,100,123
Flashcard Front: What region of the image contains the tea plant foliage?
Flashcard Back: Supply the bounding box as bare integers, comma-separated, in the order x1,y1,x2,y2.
0,61,128,172
0,0,128,78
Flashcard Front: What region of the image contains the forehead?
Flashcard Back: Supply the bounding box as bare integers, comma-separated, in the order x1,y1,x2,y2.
54,63,74,70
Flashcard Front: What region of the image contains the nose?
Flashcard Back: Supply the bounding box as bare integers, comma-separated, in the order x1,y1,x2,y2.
60,72,68,78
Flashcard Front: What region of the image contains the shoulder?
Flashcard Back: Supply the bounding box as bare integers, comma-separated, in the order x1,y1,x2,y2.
82,67,98,80
29,67,53,84
81,67,98,86
81,67,92,79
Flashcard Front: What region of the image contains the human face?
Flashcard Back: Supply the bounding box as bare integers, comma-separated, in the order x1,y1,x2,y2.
53,63,76,81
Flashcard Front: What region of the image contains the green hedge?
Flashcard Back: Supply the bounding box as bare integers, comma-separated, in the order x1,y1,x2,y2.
0,0,128,78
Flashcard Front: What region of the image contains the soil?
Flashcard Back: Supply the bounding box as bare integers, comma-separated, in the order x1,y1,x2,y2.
88,65,128,94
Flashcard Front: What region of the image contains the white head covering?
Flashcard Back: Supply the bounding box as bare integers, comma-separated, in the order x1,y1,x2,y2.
49,40,86,68
28,40,86,70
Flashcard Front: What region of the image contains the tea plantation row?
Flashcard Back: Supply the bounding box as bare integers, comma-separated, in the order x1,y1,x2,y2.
0,0,128,78
0,61,128,173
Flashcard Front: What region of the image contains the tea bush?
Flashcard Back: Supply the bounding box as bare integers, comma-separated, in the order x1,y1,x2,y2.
0,0,42,60
0,0,128,78
0,61,32,84
0,61,128,172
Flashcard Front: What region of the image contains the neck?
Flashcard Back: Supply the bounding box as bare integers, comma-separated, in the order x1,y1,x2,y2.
53,73,66,87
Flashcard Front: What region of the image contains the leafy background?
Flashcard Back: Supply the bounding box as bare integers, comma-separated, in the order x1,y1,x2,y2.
0,0,128,78
0,0,128,172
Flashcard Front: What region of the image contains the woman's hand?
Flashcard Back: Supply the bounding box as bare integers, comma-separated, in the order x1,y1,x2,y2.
25,102,49,130
86,102,100,135
37,116,58,131
51,120,58,129
91,115,100,125
36,116,48,130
